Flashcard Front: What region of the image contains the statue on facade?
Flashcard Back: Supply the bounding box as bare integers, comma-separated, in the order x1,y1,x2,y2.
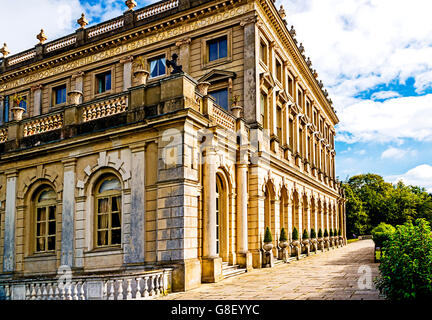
167,53,183,74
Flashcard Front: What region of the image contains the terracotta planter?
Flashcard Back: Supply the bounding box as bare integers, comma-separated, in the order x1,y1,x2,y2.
291,240,300,247
279,241,289,249
11,107,25,121
196,81,211,96
134,70,150,86
263,242,273,252
68,90,83,105
302,239,310,246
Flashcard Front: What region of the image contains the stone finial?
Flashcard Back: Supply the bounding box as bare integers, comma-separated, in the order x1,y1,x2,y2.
324,89,329,97
125,0,137,11
279,5,286,19
307,57,312,67
37,29,47,44
77,13,89,29
318,80,324,88
0,43,10,57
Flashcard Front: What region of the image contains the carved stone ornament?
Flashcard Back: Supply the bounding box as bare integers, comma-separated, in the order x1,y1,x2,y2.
37,29,48,44
0,43,10,57
77,13,89,29
278,5,286,19
289,25,296,37
125,0,137,11
298,43,305,53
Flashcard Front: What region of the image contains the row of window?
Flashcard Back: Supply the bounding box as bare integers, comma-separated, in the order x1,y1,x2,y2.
31,175,122,254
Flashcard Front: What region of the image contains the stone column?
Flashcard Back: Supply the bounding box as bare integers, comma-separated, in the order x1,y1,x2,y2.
295,115,301,155
175,38,191,74
236,163,252,270
120,56,133,91
72,72,84,104
61,159,76,267
241,16,259,124
3,170,17,273
31,85,42,117
125,144,146,265
202,147,222,282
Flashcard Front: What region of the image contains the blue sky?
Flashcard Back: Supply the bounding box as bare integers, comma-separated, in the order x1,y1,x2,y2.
1,0,432,191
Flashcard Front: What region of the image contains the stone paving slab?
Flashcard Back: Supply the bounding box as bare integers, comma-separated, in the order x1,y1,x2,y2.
158,240,384,300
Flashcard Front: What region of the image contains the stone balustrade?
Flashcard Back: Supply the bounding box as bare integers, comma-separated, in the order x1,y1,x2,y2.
88,19,125,38
0,128,7,143
0,269,172,300
136,0,179,21
23,113,63,137
82,95,128,122
46,36,77,53
7,50,37,66
212,105,236,132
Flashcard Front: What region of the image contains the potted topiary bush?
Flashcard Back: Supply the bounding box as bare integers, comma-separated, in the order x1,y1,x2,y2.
292,227,299,246
302,229,310,245
324,229,330,249
324,229,329,239
310,228,318,251
318,228,324,251
263,227,273,252
338,229,343,246
279,228,289,249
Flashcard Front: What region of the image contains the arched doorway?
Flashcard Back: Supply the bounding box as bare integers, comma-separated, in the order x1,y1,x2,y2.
216,173,230,263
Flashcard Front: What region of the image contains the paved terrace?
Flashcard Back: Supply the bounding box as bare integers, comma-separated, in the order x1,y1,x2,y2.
159,240,384,300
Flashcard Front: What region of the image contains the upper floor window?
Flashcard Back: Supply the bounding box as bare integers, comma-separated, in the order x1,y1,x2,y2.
53,84,67,105
276,106,282,140
275,59,282,83
210,88,229,111
208,36,228,62
288,74,294,96
95,176,122,248
260,40,268,65
149,55,166,78
96,71,112,94
35,188,57,253
260,92,268,129
297,89,303,109
3,96,10,123
289,118,294,150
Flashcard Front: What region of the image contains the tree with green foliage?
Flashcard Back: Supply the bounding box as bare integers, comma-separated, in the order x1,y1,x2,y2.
310,228,317,239
302,229,309,239
375,219,432,300
292,227,299,241
318,229,323,238
324,229,329,238
280,228,288,242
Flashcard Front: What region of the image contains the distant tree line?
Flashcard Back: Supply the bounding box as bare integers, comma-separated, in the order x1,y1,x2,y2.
343,174,432,238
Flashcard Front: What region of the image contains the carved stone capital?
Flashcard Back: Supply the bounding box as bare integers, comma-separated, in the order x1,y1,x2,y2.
120,55,134,64
71,71,85,80
31,84,43,92
175,37,192,47
240,15,258,27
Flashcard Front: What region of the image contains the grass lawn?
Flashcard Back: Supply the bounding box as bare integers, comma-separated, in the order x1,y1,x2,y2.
347,239,360,244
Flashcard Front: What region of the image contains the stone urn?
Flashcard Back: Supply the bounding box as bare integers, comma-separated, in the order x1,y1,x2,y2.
318,238,324,251
68,90,83,105
339,236,344,246
231,105,243,118
279,240,289,249
311,238,318,252
134,70,150,86
11,106,25,121
196,81,211,96
324,237,330,250
263,242,273,252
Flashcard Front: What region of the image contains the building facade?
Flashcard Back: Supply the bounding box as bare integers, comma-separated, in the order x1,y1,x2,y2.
0,0,346,299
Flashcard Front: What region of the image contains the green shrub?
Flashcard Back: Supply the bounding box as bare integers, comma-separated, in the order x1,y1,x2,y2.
264,227,273,243
280,228,288,242
302,229,309,239
330,229,334,237
310,228,317,238
372,223,396,248
334,229,338,237
318,229,323,238
292,227,299,241
324,229,329,237
375,219,432,300
338,229,342,236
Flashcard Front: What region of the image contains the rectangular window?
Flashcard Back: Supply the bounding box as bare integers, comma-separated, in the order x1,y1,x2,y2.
260,93,267,128
4,96,9,123
299,127,304,156
210,88,229,111
298,89,303,109
276,106,282,140
306,101,311,118
260,41,267,64
96,71,112,94
149,55,166,78
276,59,282,83
208,36,228,62
288,75,293,96
289,118,294,150
53,85,67,105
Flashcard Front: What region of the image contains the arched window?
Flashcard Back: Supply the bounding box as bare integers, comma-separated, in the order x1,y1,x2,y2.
95,175,122,248
35,188,57,253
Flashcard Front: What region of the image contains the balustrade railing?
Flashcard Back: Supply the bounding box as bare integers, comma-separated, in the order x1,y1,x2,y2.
136,0,179,21
0,269,172,300
46,36,77,53
212,105,236,131
88,19,125,38
82,95,128,122
0,128,7,143
8,50,37,66
23,113,63,137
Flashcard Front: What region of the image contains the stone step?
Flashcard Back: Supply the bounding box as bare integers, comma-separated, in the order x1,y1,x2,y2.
223,268,247,279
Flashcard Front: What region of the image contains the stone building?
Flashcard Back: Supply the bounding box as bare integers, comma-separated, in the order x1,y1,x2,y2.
0,0,346,299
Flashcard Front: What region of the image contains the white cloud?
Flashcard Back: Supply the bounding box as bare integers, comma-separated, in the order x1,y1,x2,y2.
381,147,417,160
386,164,432,192
371,91,401,101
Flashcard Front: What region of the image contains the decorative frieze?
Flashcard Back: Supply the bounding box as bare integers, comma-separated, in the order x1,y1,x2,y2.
82,95,128,122
212,105,236,132
23,113,63,137
0,128,7,143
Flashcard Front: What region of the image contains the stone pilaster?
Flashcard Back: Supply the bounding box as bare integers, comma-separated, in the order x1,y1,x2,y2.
202,146,222,283
31,85,43,117
3,170,17,273
125,144,146,265
175,38,191,74
61,159,76,267
236,163,252,270
120,56,134,92
72,72,84,104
